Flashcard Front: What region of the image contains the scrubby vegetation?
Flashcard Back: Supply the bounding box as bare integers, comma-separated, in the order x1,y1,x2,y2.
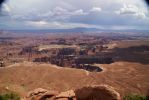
123,93,148,100
0,92,20,100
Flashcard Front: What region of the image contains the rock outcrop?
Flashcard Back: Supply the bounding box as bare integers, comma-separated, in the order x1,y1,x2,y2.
26,85,121,100
75,85,121,100
26,88,59,100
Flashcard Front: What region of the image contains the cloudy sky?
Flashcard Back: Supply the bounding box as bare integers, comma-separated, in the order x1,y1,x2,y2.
0,0,149,30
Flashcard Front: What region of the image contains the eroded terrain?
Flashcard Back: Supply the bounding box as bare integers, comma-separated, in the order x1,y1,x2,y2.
0,32,149,98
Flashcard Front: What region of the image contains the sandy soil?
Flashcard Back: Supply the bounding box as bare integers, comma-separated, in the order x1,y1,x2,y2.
0,61,149,98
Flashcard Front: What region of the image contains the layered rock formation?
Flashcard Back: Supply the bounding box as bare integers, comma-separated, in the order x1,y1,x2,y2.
26,85,121,100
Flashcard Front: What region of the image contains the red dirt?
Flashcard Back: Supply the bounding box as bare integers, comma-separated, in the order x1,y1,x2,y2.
0,61,149,98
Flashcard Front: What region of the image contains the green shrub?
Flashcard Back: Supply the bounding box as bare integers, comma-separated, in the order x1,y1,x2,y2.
0,92,20,100
123,93,148,100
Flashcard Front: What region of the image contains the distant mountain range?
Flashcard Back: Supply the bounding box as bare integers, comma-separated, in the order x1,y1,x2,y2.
6,27,100,33
0,27,149,38
5,27,149,33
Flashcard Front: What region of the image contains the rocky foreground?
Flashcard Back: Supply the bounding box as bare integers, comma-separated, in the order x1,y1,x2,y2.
26,85,120,100
0,61,149,99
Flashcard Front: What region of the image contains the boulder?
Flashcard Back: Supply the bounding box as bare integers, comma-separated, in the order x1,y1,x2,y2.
26,85,121,100
26,88,58,100
56,90,76,100
75,85,121,100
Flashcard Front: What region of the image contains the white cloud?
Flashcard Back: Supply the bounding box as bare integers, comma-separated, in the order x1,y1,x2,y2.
10,7,88,22
26,20,102,29
73,9,86,15
0,0,149,30
53,7,68,15
27,21,48,27
2,4,11,14
90,7,101,13
116,4,147,19
117,4,137,14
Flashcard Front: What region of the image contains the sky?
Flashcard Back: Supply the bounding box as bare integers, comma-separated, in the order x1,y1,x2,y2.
0,0,149,30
